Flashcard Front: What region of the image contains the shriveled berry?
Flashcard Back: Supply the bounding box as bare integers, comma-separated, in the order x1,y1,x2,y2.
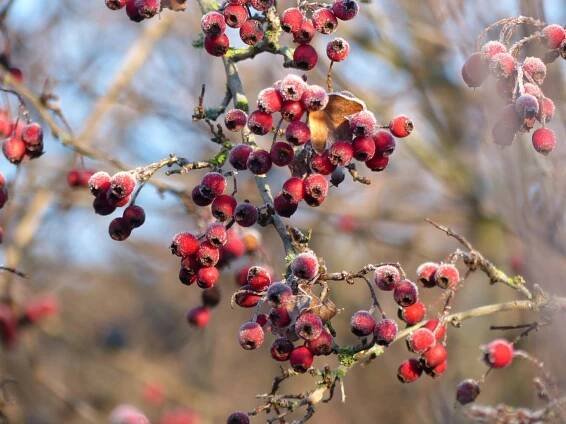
197,241,220,266
274,192,298,218
227,411,250,424
483,339,514,369
281,8,303,33
397,358,423,383
206,222,228,247
109,218,132,241
327,38,350,62
407,328,436,354
235,202,258,227
435,263,460,289
293,44,318,71
171,232,199,257
461,52,488,88
248,110,273,135
201,11,226,35
123,205,145,228
422,343,447,368
393,280,419,307
187,306,210,327
238,321,264,350
204,34,230,56
291,251,319,279
350,310,376,337
289,346,314,373
224,5,248,28
211,194,237,221
257,87,283,114
416,262,438,288
532,128,556,155
192,185,213,206
312,8,338,34
349,110,377,137
197,266,220,288
88,171,111,196
542,24,566,49
389,115,413,138
281,100,305,121
374,265,401,291
456,379,480,405
279,74,307,101
240,19,264,46
271,337,294,361
306,329,334,356
225,109,248,131
270,141,294,166
292,19,315,44
285,121,310,146
110,172,136,199
399,301,426,325
365,153,389,171
332,0,358,21
480,41,507,59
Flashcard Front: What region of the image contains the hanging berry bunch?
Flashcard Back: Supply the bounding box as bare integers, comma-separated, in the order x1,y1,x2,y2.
461,18,564,154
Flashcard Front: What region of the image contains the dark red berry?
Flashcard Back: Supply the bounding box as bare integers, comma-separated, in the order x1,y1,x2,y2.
200,172,226,199
269,306,292,327
282,177,304,203
285,121,310,145
235,286,262,308
211,194,237,221
303,173,329,206
192,185,213,206
249,0,273,11
365,153,389,172
332,0,358,21
373,130,396,156
93,192,117,216
329,141,353,166
257,87,283,114
461,52,488,88
270,142,294,167
225,109,248,131
310,151,336,175
271,337,294,361
295,312,323,340
274,192,298,218
227,411,250,424
234,202,258,227
204,34,229,56
21,122,43,152
229,144,253,170
266,282,294,307
306,329,334,356
292,19,315,44
393,280,419,307
352,136,375,161
456,379,480,405
106,0,127,9
247,149,272,175
201,287,221,307
374,318,398,346
293,44,318,71
246,266,271,291
123,205,145,228
248,110,273,135
281,100,305,122
350,310,376,337
109,218,132,241
238,321,264,350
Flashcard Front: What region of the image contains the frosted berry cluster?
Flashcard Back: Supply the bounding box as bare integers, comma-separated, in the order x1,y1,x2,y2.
0,109,44,165
104,0,186,21
462,22,564,154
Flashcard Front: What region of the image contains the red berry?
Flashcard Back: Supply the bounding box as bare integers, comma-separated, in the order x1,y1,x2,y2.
240,19,264,46
201,11,226,36
219,229,246,263
407,328,436,354
522,56,546,85
247,265,271,291
389,115,414,138
435,263,460,289
397,358,423,383
302,84,329,111
223,5,248,28
416,262,438,288
93,192,117,216
426,360,447,378
285,121,310,146
197,266,220,288
295,312,323,340
257,87,283,114
303,173,329,206
399,301,426,325
179,268,197,286
229,144,252,170
461,52,488,88
373,130,396,156
327,37,350,62
271,337,294,361
306,329,334,356
480,41,507,59
269,306,292,327
171,233,199,257
206,222,228,247
365,153,389,171
227,411,250,424
349,110,377,137
192,185,213,206
291,251,319,279
282,176,304,202
211,194,237,221
235,287,262,308
2,137,26,164
292,19,315,44
123,205,145,228
279,74,307,102
293,44,318,71
21,122,43,151
350,310,376,337
106,0,127,9
196,241,220,267
125,0,144,21
204,34,229,56
423,319,447,342
247,110,273,135
0,110,12,137
542,24,566,49
23,295,58,323
281,100,305,121
109,218,132,241
235,265,250,286
225,109,248,131
489,52,516,78
281,8,303,33
110,172,136,199
249,0,273,11
483,339,514,369
312,8,338,34
456,379,480,405
374,265,401,291
328,141,353,166
310,151,336,175
135,0,160,18
352,136,375,161
422,343,447,368
538,97,556,123
67,169,82,188
270,141,294,166
266,282,294,307
238,321,264,350
274,192,298,218
393,280,419,307
289,346,314,373
187,306,210,327
234,202,258,227
200,172,226,199
331,0,358,21
532,128,556,155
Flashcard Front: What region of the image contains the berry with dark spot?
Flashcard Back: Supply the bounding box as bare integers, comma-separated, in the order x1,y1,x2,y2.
266,282,294,307
349,110,377,137
310,151,336,175
483,339,514,369
211,194,237,221
171,232,199,257
201,11,226,36
110,172,136,199
257,87,283,114
279,74,307,102
269,306,292,327
238,321,264,350
224,5,248,28
350,310,376,337
282,177,304,202
247,266,271,291
274,192,298,218
302,84,329,111
109,218,132,241
197,266,220,288
229,144,252,171
329,141,354,166
88,171,111,196
293,44,318,71
352,136,375,161
240,19,264,46
285,120,311,145
271,337,294,361
374,265,401,291
225,109,248,131
248,110,273,135
206,222,228,247
332,0,358,21
289,346,314,373
312,8,338,34
393,280,419,307
416,262,438,288
292,19,315,44
306,329,334,356
196,241,220,267
249,0,273,12
281,100,305,121
281,8,303,33
200,172,226,199
435,263,460,289
204,34,230,56
192,185,214,206
291,251,319,279
397,358,423,383
365,153,389,171
270,141,295,166
327,37,350,62
303,173,329,206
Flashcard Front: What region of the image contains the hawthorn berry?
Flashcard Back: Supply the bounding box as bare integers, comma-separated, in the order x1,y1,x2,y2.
227,411,250,424
200,172,226,199
365,153,389,172
373,130,396,156
211,194,237,221
374,318,398,346
270,141,295,166
295,312,323,340
281,9,304,33
269,306,292,327
293,44,318,71
108,218,132,241
489,52,516,78
374,265,401,291
238,321,264,350
332,0,359,21
281,100,305,121
248,110,273,135
125,0,145,22
266,282,293,307
289,346,314,373
422,342,447,368
435,263,460,289
542,24,566,49
270,337,294,361
330,167,346,187
197,242,220,267
274,192,298,218
187,306,210,327
291,251,319,279
416,262,438,288
204,34,230,56
312,8,338,34
224,5,248,28
234,203,258,227
306,329,334,356
310,151,336,175
106,0,127,9
461,52,488,88
352,136,375,161
3,137,26,164
282,177,304,203
197,266,220,288
279,74,307,102
235,287,262,308
192,185,214,206
480,40,507,59
110,172,136,199
21,122,43,151
393,280,419,307
532,128,556,155
389,115,414,138
522,56,546,85
247,266,271,291
285,120,311,145
240,19,264,46
397,358,423,383
515,94,539,120
329,141,354,166
171,232,199,257
225,109,248,132
483,339,514,369
201,11,226,35
423,319,447,342
249,0,273,12
407,328,436,354
135,0,160,18
303,173,329,206
350,311,376,337
302,85,329,111
349,110,377,137
122,205,145,228
327,38,350,62
257,87,283,114
399,301,426,325
93,193,117,216
293,19,315,44
456,379,480,405
179,267,196,286
538,97,555,123
205,222,228,247
426,360,447,378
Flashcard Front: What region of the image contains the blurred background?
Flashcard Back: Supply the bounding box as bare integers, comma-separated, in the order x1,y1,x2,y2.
0,0,564,422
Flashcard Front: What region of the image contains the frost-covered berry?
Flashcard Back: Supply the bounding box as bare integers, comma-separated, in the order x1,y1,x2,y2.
374,318,398,346
248,110,273,135
238,321,264,350
240,19,264,46
329,141,353,166
397,358,422,383
247,149,272,175
211,194,237,221
327,38,350,62
279,74,307,102
435,263,460,289
480,41,507,60
456,379,481,405
522,56,546,85
201,11,226,36
281,7,303,33
224,5,248,28
542,24,566,49
110,172,136,199
290,251,319,279
374,265,401,291
532,127,556,155
332,0,358,21
416,262,438,288
225,109,248,131
289,346,314,373
483,339,514,369
389,115,414,138
257,87,283,114
312,8,338,34
200,172,226,199
407,328,436,354
286,121,311,145
349,110,377,137
350,310,376,337
393,280,419,307
292,19,315,44
295,312,323,340
373,130,396,156
302,85,329,112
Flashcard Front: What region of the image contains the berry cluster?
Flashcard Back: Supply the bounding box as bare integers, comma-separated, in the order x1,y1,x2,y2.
222,74,413,217
87,171,146,241
461,22,564,154
104,0,185,21
0,295,58,349
0,110,44,165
